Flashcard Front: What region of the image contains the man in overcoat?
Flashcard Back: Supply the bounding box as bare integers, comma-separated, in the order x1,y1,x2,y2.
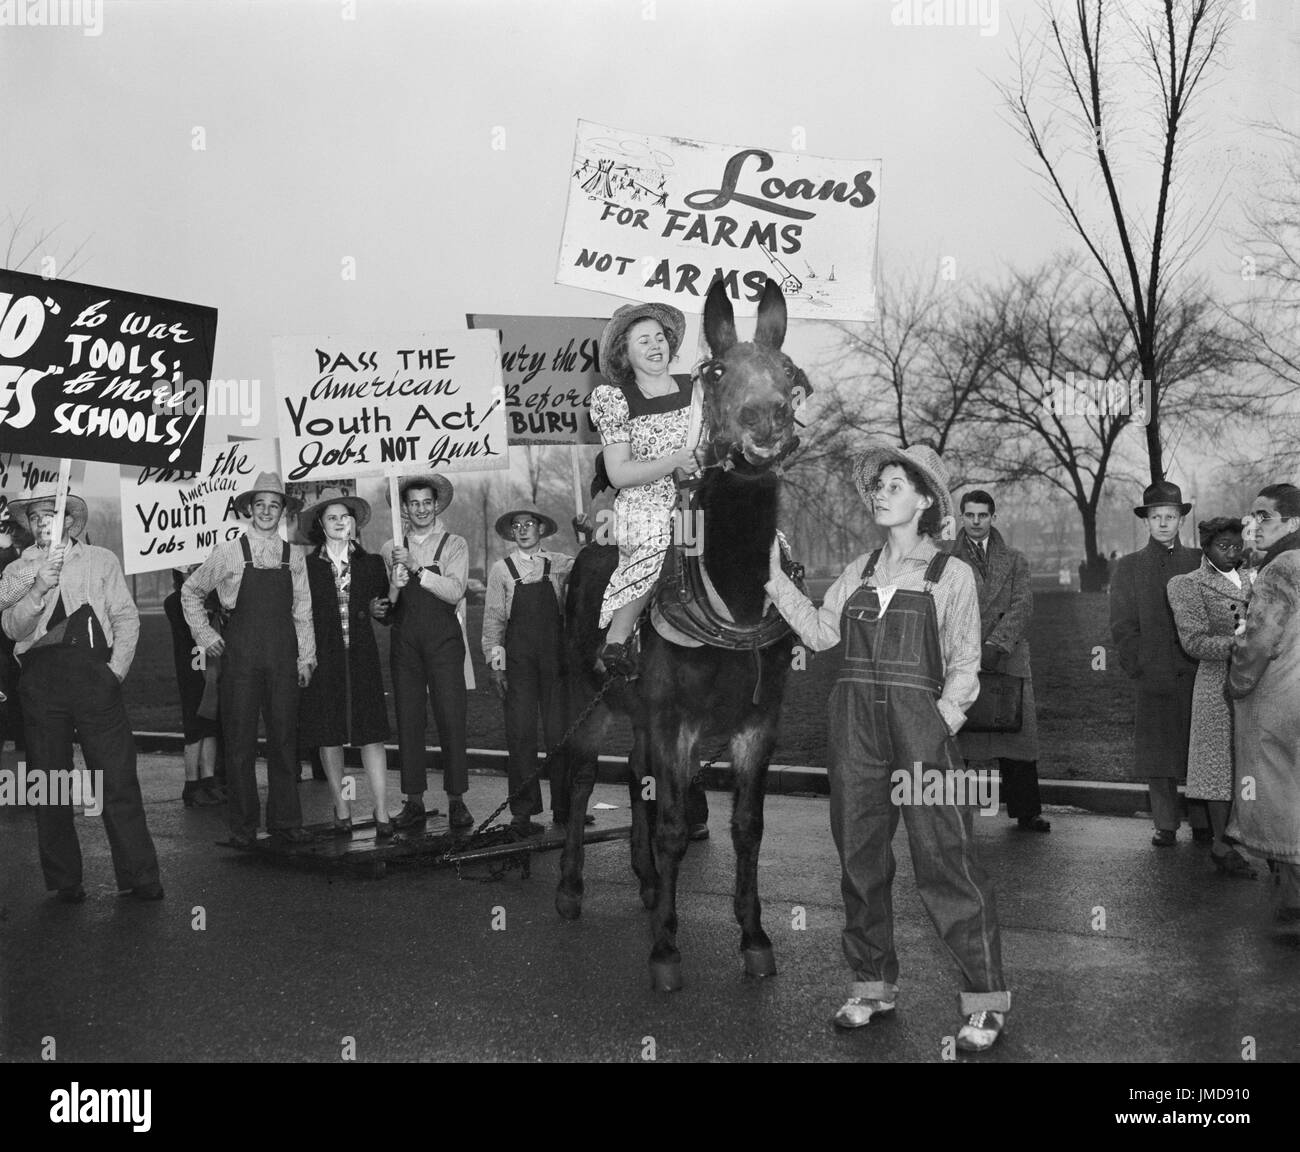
949,490,1049,832
1109,481,1209,846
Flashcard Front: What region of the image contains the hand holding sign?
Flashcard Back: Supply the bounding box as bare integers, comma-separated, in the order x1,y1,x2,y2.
33,548,65,594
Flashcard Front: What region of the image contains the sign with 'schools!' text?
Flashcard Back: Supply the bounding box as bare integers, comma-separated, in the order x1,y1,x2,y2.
119,439,280,575
273,332,509,482
467,314,607,445
556,120,880,321
0,269,217,469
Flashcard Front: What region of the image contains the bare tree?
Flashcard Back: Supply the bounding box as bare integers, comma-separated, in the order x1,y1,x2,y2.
974,258,1243,587
1232,120,1300,470
2,206,91,279
999,0,1234,483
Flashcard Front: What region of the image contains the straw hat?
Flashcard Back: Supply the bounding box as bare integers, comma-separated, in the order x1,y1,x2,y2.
852,442,954,527
234,471,303,517
494,509,559,541
598,302,686,385
11,483,89,538
384,474,454,515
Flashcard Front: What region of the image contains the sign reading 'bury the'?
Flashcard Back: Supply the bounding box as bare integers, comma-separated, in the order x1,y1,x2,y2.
0,269,217,470
467,314,606,445
556,120,881,321
272,332,509,481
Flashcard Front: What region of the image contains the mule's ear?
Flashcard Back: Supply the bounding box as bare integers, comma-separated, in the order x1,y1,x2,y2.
753,278,787,350
704,278,738,356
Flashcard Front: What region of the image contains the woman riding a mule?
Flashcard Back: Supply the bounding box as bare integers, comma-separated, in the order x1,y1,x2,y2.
590,301,705,676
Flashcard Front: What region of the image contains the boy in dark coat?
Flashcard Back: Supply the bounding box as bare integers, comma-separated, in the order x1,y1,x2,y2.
1109,481,1209,846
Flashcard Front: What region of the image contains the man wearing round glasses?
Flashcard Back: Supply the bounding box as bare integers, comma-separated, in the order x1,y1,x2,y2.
482,507,575,838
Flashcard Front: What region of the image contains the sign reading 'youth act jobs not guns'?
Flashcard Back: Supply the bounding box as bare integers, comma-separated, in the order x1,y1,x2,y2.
0,269,217,470
272,331,509,481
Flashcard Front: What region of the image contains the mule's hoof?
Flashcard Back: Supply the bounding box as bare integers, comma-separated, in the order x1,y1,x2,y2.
649,959,683,993
639,885,658,911
742,947,778,978
555,890,583,921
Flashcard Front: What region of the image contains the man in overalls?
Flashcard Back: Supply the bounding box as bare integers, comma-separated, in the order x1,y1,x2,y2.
183,472,316,848
767,443,1008,1052
383,475,474,831
482,509,575,838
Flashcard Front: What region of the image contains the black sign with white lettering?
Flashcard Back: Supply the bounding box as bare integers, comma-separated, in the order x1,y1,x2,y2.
0,269,217,469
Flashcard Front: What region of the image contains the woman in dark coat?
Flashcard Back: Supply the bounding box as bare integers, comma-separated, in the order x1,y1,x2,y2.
164,565,223,805
297,491,395,836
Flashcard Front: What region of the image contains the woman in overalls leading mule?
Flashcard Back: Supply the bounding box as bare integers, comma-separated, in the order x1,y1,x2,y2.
766,443,1010,1053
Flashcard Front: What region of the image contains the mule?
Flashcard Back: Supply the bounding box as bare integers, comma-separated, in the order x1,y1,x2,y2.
555,278,803,993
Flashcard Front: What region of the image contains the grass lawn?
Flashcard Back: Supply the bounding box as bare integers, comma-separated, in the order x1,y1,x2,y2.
122,590,1132,782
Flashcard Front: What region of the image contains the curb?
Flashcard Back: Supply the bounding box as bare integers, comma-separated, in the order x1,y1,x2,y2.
132,732,1168,819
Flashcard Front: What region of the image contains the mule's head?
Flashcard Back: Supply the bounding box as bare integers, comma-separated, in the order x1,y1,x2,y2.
700,278,801,469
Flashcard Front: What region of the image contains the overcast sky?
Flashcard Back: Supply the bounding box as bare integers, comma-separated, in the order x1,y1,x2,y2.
3,0,1296,499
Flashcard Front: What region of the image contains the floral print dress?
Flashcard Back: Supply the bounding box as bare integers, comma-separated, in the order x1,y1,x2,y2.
590,374,697,628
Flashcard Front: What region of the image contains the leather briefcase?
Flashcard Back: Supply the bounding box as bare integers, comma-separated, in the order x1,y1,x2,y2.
963,671,1024,733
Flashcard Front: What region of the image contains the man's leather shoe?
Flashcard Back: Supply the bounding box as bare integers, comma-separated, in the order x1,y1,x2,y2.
1152,830,1177,847
228,830,256,849
271,827,317,845
1016,816,1051,833
510,819,546,840
447,797,474,829
125,882,165,901
56,884,86,904
393,800,427,830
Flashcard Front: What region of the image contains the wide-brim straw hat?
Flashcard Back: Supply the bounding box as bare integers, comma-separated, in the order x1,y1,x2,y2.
1134,480,1192,518
10,483,90,538
384,474,454,515
494,509,559,541
852,442,954,528
299,488,372,533
598,302,686,385
234,471,303,517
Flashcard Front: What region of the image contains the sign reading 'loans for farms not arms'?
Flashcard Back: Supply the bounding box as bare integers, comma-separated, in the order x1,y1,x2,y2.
0,269,217,470
119,439,281,575
556,120,881,321
272,331,509,481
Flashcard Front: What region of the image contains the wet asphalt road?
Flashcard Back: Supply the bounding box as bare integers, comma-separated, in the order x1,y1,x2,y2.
2,751,1298,1064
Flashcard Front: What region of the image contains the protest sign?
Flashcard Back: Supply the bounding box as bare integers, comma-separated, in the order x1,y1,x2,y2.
0,269,217,469
119,439,280,575
465,314,608,445
0,451,85,497
272,332,509,482
556,120,881,322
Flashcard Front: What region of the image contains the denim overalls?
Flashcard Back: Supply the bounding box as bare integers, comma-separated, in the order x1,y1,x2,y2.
828,548,1010,1015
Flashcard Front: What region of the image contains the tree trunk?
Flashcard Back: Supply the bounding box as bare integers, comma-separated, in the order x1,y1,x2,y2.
1077,503,1108,593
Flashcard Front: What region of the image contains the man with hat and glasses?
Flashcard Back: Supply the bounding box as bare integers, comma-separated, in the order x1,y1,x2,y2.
1110,481,1210,847
182,471,316,848
483,507,577,837
383,474,475,831
0,482,161,902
